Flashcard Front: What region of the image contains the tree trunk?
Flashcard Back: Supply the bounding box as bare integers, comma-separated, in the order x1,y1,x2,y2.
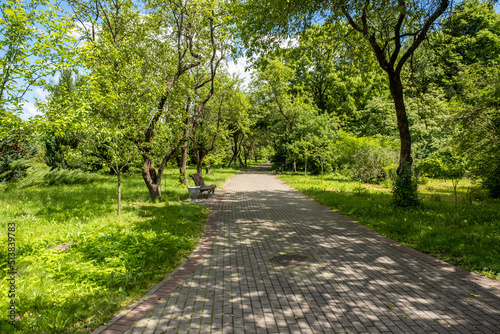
193,140,207,175
292,160,297,173
193,143,209,175
196,158,203,174
227,134,239,167
237,136,245,167
195,149,207,175
388,71,413,175
320,158,324,183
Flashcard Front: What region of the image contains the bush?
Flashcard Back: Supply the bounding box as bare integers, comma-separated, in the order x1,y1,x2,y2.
44,134,80,169
414,150,466,180
414,156,447,179
335,132,398,183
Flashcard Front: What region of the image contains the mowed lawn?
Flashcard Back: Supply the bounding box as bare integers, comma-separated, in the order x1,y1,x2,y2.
0,166,239,334
278,173,500,281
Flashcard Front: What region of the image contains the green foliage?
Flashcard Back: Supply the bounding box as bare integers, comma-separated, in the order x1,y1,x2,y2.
42,70,84,170
279,21,387,126
452,62,500,197
334,132,398,183
441,0,500,65
415,156,448,179
0,0,76,111
423,0,500,98
44,135,81,170
414,149,466,179
405,88,452,158
357,96,397,137
0,166,238,333
0,129,37,182
392,165,420,207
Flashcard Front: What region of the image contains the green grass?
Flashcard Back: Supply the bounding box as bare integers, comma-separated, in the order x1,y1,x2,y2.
277,173,500,281
0,165,240,333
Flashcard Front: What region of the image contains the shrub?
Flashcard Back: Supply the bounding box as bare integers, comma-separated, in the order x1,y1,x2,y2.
414,156,447,178
414,150,466,180
44,134,80,169
392,165,420,207
335,132,398,183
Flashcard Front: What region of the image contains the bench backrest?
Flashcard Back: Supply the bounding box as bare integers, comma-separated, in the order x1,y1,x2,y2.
189,173,206,187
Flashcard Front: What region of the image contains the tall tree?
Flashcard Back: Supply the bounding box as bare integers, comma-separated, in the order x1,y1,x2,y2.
0,0,75,182
423,0,500,98
67,0,231,200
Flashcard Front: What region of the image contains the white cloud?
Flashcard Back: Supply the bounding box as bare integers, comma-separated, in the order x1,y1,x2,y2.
227,57,254,89
19,87,49,120
21,102,42,120
35,87,49,99
71,21,96,42
279,36,299,49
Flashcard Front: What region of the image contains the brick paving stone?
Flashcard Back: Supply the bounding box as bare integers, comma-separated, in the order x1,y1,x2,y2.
94,163,500,334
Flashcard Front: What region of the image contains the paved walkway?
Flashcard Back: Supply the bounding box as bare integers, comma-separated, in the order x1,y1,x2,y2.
95,163,500,334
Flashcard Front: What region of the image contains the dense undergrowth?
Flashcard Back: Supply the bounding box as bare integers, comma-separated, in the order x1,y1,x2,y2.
278,173,500,281
0,166,240,333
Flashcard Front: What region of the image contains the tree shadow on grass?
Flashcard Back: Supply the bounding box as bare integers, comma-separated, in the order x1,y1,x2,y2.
0,179,212,333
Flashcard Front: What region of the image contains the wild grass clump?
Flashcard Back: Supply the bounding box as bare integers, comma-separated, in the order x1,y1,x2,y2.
278,172,500,281
11,166,100,189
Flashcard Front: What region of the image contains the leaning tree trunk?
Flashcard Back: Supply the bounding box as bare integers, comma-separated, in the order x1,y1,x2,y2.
227,134,240,167
388,71,413,175
141,140,182,201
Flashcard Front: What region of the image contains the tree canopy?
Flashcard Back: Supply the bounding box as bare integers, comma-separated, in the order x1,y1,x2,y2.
2,0,500,204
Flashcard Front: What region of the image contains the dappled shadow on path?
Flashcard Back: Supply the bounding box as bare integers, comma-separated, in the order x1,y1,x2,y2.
191,180,500,332
128,168,500,333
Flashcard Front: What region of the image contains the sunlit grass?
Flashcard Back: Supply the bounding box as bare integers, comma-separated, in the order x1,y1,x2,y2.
278,173,500,281
0,166,240,333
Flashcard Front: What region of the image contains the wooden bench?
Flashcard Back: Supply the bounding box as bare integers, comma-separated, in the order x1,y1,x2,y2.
189,173,217,194
275,164,284,174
